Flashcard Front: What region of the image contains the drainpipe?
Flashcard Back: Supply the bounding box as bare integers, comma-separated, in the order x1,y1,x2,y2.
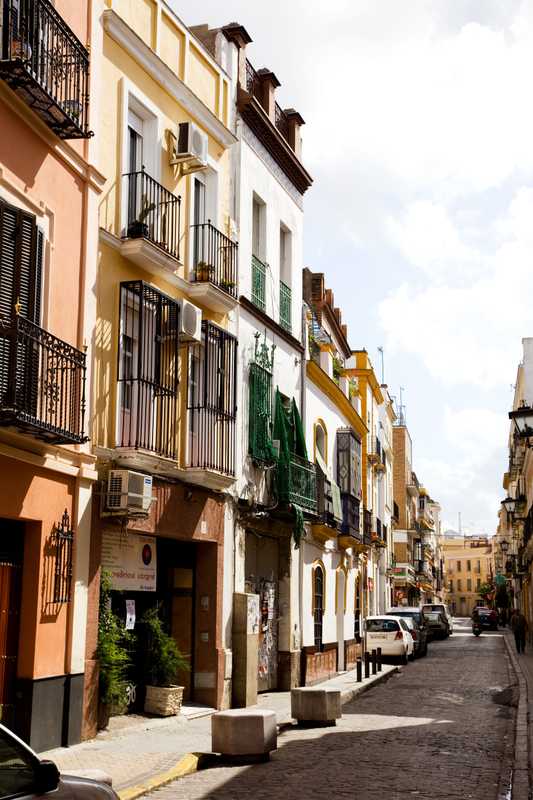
298,301,308,663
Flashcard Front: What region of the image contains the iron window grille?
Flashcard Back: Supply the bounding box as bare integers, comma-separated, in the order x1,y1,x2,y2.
0,198,86,443
248,332,275,464
279,280,291,332
363,509,372,545
251,255,266,311
0,0,91,138
313,564,324,650
52,508,73,603
187,321,237,476
316,466,336,529
117,281,180,459
123,169,181,261
190,221,238,297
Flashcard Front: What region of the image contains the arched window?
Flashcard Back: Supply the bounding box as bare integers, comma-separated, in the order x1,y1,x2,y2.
313,563,325,650
314,420,327,464
354,575,361,640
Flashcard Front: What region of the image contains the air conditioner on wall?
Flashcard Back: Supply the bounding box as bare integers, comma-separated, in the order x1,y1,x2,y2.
106,470,153,514
169,122,208,169
179,299,202,343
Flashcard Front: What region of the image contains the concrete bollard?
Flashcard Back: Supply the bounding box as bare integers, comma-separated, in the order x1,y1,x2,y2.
364,651,370,679
356,658,362,682
377,647,382,672
371,649,377,675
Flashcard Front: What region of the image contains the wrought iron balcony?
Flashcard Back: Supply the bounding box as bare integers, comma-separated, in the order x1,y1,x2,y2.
251,254,266,311
275,102,289,141
0,313,86,444
190,221,238,297
279,280,291,332
277,453,317,513
340,492,361,541
315,468,337,530
124,170,181,260
363,509,372,545
0,0,91,138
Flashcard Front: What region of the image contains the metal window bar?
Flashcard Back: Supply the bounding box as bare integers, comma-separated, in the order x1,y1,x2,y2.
52,508,73,603
279,280,291,332
124,170,181,261
117,281,180,459
187,321,237,476
382,523,387,543
0,0,91,138
249,361,273,463
277,453,317,512
190,221,238,297
363,509,372,545
313,566,324,650
316,466,336,528
340,491,361,539
275,102,289,141
251,255,266,311
0,312,86,443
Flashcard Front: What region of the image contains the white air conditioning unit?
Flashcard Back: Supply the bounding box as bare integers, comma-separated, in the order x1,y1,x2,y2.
170,122,208,168
179,299,202,343
106,470,153,514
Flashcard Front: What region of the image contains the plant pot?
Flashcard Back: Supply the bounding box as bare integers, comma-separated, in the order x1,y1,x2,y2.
127,221,149,239
144,685,184,717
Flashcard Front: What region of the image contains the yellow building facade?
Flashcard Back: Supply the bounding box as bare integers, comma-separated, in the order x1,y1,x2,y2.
442,537,494,616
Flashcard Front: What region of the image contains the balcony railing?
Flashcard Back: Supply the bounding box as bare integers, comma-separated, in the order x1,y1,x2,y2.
340,492,361,540
117,282,180,460
363,509,372,545
316,467,337,530
190,221,238,297
275,102,289,141
124,170,181,260
277,453,317,513
245,58,260,99
279,280,291,332
251,254,267,311
0,313,86,443
0,0,91,138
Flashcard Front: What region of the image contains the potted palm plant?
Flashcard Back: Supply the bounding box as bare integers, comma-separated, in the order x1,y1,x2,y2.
142,607,188,716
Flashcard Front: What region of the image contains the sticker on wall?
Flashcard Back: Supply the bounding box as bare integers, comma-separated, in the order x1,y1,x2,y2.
125,599,136,630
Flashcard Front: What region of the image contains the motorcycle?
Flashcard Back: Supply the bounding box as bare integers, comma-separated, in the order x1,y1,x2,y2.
472,622,482,637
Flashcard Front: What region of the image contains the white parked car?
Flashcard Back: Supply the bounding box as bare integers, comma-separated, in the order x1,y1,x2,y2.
421,603,454,635
364,615,415,663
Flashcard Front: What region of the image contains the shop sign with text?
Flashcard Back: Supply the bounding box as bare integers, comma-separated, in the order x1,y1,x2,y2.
102,529,157,591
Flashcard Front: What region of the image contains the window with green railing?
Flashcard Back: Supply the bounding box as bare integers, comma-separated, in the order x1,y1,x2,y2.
248,333,276,463
251,255,266,311
279,280,291,332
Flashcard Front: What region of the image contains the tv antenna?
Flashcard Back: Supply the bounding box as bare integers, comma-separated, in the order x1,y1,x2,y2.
377,346,385,384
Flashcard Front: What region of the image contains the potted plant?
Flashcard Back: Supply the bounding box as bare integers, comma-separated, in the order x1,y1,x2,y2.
220,278,236,293
127,199,155,239
195,261,214,282
142,607,188,717
96,571,133,729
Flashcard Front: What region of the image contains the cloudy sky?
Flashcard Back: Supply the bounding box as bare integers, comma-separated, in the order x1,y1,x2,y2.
173,0,533,534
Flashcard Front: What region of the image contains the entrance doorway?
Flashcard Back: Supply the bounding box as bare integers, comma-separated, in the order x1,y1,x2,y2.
245,532,279,692
0,520,24,730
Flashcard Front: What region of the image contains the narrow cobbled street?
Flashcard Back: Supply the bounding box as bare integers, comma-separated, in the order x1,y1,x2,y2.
146,620,513,800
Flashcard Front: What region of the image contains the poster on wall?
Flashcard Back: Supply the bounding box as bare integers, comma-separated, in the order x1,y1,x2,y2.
101,529,157,591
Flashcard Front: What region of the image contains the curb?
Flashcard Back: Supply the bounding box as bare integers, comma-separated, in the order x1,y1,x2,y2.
117,753,212,800
502,633,530,800
116,665,400,798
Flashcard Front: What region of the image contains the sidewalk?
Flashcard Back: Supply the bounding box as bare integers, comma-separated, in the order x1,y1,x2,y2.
39,661,398,800
502,628,531,800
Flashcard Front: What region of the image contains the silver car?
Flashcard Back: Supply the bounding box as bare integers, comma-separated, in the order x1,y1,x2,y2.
0,723,118,800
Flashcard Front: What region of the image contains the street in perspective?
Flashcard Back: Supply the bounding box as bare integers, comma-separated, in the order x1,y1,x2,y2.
1,2,533,800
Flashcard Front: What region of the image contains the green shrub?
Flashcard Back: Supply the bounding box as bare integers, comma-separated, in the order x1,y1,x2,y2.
97,570,133,706
141,606,189,687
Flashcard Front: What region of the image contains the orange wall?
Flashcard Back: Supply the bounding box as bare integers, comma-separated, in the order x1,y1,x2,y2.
0,455,74,679
0,100,84,347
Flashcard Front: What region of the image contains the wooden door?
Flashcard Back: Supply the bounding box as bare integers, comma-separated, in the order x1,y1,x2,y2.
170,567,194,700
0,561,22,728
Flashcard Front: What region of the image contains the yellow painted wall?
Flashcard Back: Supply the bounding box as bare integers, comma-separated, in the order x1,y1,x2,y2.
160,12,185,80
188,44,219,114
114,0,156,48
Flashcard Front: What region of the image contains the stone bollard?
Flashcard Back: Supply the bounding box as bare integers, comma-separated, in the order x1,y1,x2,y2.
211,709,277,763
377,647,382,672
291,688,342,727
371,649,377,675
364,651,370,679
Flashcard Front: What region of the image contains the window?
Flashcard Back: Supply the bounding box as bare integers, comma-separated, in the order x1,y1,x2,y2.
366,618,399,632
449,580,453,592
0,198,43,325
336,428,362,498
457,579,462,591
477,578,481,590
279,225,291,284
315,422,327,463
252,196,265,260
456,560,461,572
467,578,472,591
467,560,471,572
188,321,237,475
476,560,481,574
118,281,180,458
313,563,325,649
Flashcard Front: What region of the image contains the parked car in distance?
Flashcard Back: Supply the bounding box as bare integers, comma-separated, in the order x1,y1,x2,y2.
365,615,414,663
472,606,498,631
0,723,118,800
386,607,429,657
421,603,454,635
423,610,450,639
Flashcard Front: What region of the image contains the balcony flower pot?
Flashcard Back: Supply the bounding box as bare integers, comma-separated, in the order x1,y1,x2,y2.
11,37,32,61
220,280,236,293
127,220,149,239
144,684,184,717
195,262,214,282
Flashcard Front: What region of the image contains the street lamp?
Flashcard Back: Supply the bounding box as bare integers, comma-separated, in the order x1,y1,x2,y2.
509,405,533,437
500,539,510,553
502,497,517,515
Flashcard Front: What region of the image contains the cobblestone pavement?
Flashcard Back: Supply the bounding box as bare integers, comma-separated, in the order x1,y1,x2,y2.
146,619,514,800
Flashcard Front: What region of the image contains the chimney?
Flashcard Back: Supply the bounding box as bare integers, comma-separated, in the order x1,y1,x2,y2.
221,23,252,89
285,109,305,158
257,68,280,123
